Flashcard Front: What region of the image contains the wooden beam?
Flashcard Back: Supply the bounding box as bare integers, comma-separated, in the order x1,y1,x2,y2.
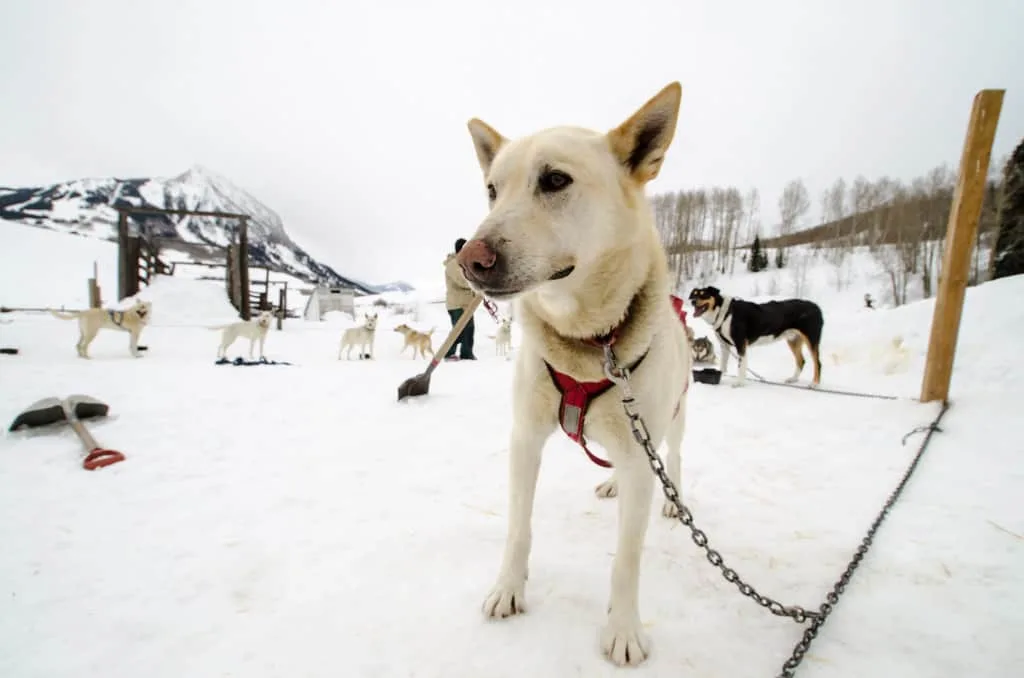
116,206,250,220
238,217,251,321
920,89,1005,404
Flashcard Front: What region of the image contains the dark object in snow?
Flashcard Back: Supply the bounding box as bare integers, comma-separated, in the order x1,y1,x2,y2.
215,356,294,366
0,348,18,355
692,368,722,385
8,394,125,470
398,295,483,401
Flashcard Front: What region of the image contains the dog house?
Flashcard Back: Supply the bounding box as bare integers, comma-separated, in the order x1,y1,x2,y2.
302,285,357,321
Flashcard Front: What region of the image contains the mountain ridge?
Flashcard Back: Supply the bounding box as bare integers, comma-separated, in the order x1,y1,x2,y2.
0,165,382,294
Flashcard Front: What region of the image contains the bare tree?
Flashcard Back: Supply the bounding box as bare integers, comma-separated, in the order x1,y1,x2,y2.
778,178,811,238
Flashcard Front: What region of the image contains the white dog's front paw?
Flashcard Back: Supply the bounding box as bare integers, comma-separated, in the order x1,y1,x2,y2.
594,478,618,499
483,578,527,619
601,614,650,666
784,376,799,384
661,498,679,518
731,380,746,389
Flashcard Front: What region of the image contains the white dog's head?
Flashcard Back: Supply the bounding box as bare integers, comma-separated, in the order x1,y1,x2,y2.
256,310,274,328
457,82,682,301
499,317,512,332
364,312,379,330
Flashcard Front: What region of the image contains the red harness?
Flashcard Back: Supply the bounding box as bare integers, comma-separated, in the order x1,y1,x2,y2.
545,294,691,468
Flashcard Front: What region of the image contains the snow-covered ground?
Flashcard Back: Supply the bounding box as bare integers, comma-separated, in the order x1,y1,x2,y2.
1,224,1021,678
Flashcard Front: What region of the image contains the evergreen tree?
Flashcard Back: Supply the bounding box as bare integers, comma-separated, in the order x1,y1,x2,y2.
992,137,1024,280
748,235,766,272
774,247,785,269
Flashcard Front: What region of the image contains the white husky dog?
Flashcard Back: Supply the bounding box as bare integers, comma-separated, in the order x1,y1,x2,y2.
213,310,274,359
338,311,379,360
457,82,691,666
494,317,513,357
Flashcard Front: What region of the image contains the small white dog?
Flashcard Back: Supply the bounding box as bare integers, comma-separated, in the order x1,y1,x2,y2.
338,312,378,360
494,317,513,357
213,310,274,359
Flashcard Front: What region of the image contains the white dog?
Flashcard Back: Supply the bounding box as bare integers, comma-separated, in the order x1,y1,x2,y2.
213,310,273,359
50,299,152,358
338,312,378,360
494,317,513,357
457,82,690,666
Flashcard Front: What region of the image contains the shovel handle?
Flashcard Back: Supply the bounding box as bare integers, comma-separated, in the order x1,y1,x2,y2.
83,448,125,470
428,295,484,373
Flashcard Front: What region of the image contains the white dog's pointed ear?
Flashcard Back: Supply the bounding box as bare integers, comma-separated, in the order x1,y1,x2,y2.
607,82,682,184
467,118,507,175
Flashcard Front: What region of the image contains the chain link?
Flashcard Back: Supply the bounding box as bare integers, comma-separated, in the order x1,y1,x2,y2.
601,344,949,678
601,344,815,625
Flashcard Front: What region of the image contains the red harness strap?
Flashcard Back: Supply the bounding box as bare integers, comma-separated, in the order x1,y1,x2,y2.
544,294,692,468
545,364,618,468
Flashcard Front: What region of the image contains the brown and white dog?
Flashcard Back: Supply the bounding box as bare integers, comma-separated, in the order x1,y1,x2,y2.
457,82,690,666
393,323,435,359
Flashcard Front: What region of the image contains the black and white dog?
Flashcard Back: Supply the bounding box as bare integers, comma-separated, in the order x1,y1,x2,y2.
687,286,824,387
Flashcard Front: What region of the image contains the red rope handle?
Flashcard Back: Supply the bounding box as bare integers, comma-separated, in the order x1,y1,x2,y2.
83,448,126,471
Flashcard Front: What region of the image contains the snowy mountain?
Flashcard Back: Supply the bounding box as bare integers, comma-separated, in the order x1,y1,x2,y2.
0,165,375,293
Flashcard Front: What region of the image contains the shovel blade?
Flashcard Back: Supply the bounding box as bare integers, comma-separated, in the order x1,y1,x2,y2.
65,394,109,420
8,397,67,432
397,373,432,401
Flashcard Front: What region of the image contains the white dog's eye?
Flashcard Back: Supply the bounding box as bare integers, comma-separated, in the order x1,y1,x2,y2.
487,183,497,201
538,169,572,193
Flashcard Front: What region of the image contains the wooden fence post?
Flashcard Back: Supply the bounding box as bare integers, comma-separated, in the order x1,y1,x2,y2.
277,284,287,330
920,89,1005,404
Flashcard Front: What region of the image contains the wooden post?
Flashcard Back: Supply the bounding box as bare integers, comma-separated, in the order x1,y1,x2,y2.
87,261,101,309
117,211,129,300
920,89,1004,404
277,284,287,330
238,217,251,321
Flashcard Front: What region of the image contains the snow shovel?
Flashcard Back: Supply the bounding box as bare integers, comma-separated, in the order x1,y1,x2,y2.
397,295,483,401
8,394,126,470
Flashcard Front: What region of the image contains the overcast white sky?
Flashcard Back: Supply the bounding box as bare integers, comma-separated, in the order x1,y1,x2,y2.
1,0,1021,285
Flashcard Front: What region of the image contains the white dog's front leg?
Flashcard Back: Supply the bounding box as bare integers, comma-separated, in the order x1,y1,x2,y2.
129,330,141,358
483,424,547,619
661,408,685,518
733,346,748,388
718,337,730,375
601,454,654,666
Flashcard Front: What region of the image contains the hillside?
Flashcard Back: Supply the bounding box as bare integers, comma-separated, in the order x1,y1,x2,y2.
0,165,375,293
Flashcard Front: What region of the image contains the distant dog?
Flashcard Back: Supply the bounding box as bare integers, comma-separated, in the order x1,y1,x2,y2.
494,317,513,356
339,312,378,360
212,310,274,360
393,323,435,359
50,299,152,358
691,336,717,364
688,285,823,387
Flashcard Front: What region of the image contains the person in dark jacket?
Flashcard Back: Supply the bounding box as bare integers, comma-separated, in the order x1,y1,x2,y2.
443,238,476,360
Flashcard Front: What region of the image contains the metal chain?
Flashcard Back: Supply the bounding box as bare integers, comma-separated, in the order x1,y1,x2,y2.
601,344,815,625
774,401,948,677
601,343,949,678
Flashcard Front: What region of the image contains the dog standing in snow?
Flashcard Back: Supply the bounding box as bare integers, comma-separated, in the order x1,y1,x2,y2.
393,322,435,359
458,82,690,666
50,299,152,359
494,317,513,357
338,312,378,360
213,310,273,360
